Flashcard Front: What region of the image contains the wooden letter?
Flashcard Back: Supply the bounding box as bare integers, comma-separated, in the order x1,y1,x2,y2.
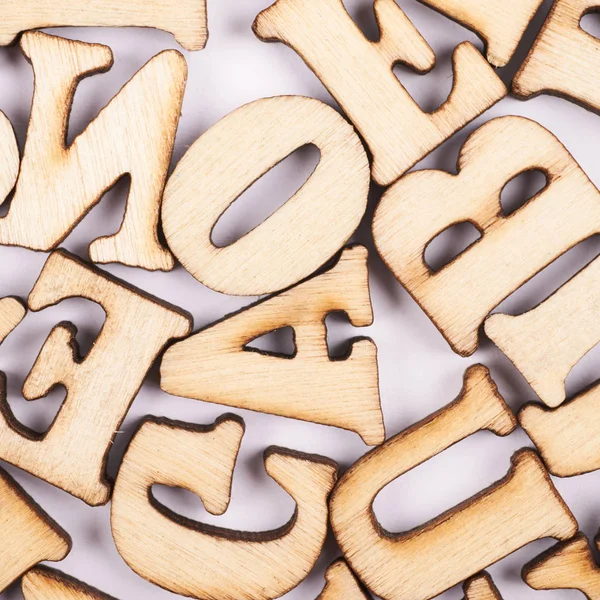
0,467,71,594
23,567,117,600
486,259,600,407
519,382,600,476
463,573,503,600
161,96,369,295
0,250,192,506
161,246,384,445
514,0,600,115
373,116,600,356
0,0,207,50
0,106,19,202
317,560,370,600
112,415,338,600
253,0,506,186
0,297,25,344
0,106,26,340
523,533,600,599
416,0,542,67
0,32,186,271
330,365,577,600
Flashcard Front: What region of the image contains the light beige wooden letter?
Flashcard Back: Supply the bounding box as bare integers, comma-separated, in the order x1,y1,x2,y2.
317,560,370,600
253,0,506,186
161,246,384,445
23,567,118,600
0,32,186,271
0,0,207,50
514,0,600,115
0,250,192,506
0,467,71,594
417,0,542,67
112,415,338,600
463,573,504,600
486,258,600,407
519,382,600,476
0,115,25,332
523,533,600,599
330,365,577,600
162,95,369,295
374,116,600,357
0,296,25,344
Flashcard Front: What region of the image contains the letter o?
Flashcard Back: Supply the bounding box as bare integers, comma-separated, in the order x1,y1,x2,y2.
162,95,369,295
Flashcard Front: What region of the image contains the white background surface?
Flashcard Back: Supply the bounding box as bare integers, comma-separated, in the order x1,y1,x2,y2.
2,0,600,598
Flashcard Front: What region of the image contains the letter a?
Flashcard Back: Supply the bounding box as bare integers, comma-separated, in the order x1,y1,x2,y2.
161,246,384,445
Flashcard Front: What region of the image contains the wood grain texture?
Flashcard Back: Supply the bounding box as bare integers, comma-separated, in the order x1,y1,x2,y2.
523,533,600,599
0,250,192,506
0,0,206,50
161,246,384,445
0,296,25,344
519,381,600,476
330,365,577,600
0,32,186,271
486,257,600,408
162,95,369,295
23,567,117,600
513,0,600,114
112,415,338,600
416,0,543,66
463,573,503,600
253,0,506,187
0,467,71,594
317,560,370,600
373,116,600,357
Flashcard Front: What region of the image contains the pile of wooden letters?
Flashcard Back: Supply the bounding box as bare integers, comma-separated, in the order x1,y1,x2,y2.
2,0,600,598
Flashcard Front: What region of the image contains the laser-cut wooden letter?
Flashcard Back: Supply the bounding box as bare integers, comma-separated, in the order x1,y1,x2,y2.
317,560,370,600
162,95,369,295
0,0,207,50
253,0,506,186
0,467,71,594
0,250,192,506
463,573,504,600
519,382,600,476
417,0,542,67
112,415,338,600
523,533,600,599
0,297,25,344
514,0,600,115
373,116,600,357
0,118,26,340
486,258,600,407
160,246,384,445
0,32,186,271
23,567,118,600
330,365,577,600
